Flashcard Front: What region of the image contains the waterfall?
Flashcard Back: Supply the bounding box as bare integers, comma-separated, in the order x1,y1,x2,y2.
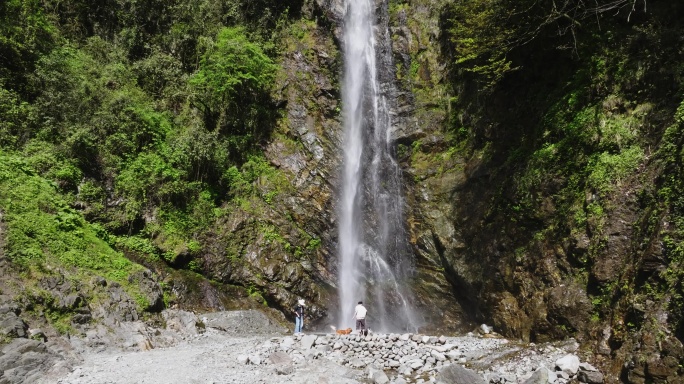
338,0,418,332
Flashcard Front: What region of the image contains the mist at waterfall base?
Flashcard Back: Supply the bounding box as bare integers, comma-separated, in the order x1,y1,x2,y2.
337,0,422,333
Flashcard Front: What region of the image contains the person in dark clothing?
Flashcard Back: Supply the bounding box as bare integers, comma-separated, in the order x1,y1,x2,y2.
293,299,305,334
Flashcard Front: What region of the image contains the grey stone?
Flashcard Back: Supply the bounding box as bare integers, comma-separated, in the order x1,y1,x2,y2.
368,366,390,384
523,367,549,384
0,351,22,372
301,334,318,349
436,364,486,384
577,370,604,384
349,357,366,368
398,365,413,375
269,351,293,365
0,311,27,338
555,354,580,375
579,362,598,372
237,355,249,364
2,339,47,355
275,364,294,375
281,337,295,350
431,350,446,361
248,355,262,365
60,294,83,310
28,329,46,342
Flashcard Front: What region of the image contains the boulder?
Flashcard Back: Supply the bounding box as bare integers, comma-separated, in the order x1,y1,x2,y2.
436,364,486,384
300,334,318,350
0,311,27,338
281,337,295,350
0,338,57,384
431,350,447,361
555,354,580,375
163,310,201,336
578,370,604,383
367,366,390,384
128,270,164,312
523,367,549,384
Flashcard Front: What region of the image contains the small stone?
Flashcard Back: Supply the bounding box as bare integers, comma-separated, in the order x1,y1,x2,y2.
268,351,292,365
555,354,580,375
431,350,446,362
275,364,294,375
579,362,598,372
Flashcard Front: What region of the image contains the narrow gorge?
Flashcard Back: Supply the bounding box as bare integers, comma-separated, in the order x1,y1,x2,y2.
1,0,683,383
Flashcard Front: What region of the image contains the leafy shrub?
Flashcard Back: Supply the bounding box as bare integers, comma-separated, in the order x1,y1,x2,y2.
190,26,277,141
0,151,143,285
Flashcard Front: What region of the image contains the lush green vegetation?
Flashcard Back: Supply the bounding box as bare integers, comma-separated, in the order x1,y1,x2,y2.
440,0,684,346
0,0,300,324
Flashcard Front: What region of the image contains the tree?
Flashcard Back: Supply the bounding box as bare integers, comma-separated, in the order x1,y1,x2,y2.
0,0,55,94
189,27,277,157
441,0,649,89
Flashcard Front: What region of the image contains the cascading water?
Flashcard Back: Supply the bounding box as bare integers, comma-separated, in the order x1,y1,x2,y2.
338,0,419,332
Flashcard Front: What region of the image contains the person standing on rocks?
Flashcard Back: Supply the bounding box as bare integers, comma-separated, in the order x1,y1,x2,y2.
293,299,305,334
353,301,367,335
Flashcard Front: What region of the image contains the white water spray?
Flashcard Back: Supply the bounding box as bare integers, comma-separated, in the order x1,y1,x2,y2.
338,0,419,332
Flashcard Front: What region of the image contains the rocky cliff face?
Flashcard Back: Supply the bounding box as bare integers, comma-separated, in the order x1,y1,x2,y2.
195,0,684,382
131,0,684,382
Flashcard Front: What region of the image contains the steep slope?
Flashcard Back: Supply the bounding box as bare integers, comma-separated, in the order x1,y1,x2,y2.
389,0,684,381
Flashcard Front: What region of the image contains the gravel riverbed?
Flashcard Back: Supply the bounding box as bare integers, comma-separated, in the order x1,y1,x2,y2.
18,310,604,384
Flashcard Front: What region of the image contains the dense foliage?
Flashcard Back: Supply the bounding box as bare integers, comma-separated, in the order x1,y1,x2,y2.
440,0,684,360
0,0,295,313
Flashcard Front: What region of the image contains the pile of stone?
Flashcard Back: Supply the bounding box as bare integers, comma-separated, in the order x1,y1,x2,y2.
486,353,604,384
237,332,605,384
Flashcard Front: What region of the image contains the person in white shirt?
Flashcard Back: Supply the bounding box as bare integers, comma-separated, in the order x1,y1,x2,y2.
353,301,367,335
